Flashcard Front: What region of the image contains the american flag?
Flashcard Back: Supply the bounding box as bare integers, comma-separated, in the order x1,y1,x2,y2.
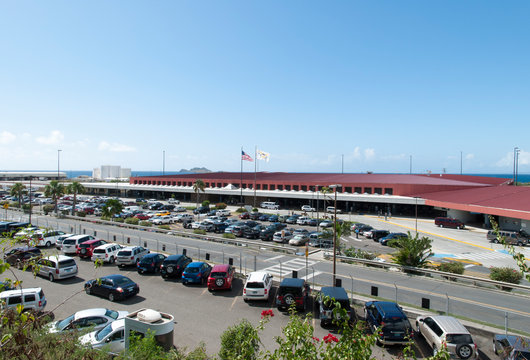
241,150,253,162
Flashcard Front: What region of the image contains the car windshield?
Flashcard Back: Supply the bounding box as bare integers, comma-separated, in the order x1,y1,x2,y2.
246,282,264,289
95,322,114,342
210,271,227,278
55,314,75,330
446,334,473,344
58,259,76,268
111,277,132,286
105,309,119,320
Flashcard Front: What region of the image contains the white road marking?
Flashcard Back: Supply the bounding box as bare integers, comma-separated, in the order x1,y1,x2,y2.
265,255,285,262
301,271,322,281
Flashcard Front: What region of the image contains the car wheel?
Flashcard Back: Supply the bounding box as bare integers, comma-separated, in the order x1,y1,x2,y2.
48,273,54,282
16,260,23,270
284,293,295,307
45,241,51,247
85,286,91,295
517,241,523,246
456,344,472,359
493,239,499,244
109,256,115,264
108,293,115,302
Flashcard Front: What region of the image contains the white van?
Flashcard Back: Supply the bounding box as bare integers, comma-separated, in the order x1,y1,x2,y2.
260,202,279,210
326,206,342,214
0,287,47,312
216,209,231,217
35,255,78,282
62,235,95,254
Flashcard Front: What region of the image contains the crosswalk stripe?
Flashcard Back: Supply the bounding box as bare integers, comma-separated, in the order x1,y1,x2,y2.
302,271,322,281
265,255,285,262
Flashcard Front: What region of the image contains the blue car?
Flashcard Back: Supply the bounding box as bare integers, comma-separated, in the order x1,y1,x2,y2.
379,233,407,246
364,301,413,345
182,262,212,285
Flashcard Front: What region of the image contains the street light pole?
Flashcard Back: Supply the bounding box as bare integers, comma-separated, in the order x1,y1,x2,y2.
415,197,418,235
316,185,320,232
329,184,342,286
57,149,62,181
28,176,32,225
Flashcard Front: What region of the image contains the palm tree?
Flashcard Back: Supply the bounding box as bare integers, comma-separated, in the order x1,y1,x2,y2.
391,231,433,268
10,182,26,209
66,181,86,215
102,199,123,220
44,180,65,215
193,179,206,210
320,186,332,218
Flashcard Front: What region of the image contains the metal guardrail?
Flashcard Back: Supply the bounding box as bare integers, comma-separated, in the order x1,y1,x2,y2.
323,252,530,293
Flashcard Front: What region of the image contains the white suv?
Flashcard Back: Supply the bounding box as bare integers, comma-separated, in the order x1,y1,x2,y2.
116,246,150,267
416,315,478,359
0,287,47,312
62,235,95,255
91,243,122,264
243,271,273,302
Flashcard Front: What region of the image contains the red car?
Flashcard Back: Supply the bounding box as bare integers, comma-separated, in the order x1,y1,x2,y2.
77,239,107,259
207,264,235,291
239,212,250,219
135,214,152,220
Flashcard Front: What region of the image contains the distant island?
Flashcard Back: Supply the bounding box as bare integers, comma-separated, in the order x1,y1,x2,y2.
180,167,211,174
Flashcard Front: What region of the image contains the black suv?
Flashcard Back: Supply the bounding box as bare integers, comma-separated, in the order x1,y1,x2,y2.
244,225,263,239
318,286,356,327
4,246,42,269
364,301,414,345
193,206,210,214
160,254,193,279
275,278,311,312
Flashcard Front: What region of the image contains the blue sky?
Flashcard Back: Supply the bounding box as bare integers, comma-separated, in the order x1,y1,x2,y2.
1,1,529,174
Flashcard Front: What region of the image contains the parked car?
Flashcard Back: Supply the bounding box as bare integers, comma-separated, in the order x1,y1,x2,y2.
306,218,318,226
275,278,310,311
160,254,192,279
319,220,333,228
92,243,122,264
34,255,78,282
268,215,279,222
182,262,212,285
77,239,107,259
260,228,275,241
273,230,293,243
79,318,126,354
150,216,173,225
355,224,373,235
364,301,414,345
4,246,41,269
249,212,262,220
48,308,128,333
243,225,263,239
84,274,139,302
293,228,310,236
56,233,75,250
198,221,215,232
239,212,250,219
116,246,150,267
0,287,46,312
371,230,390,242
212,221,229,233
174,206,187,212
243,271,273,302
380,232,408,246
326,206,342,213
193,206,210,214
168,198,180,204
62,235,96,255
487,229,529,246
493,334,530,360
301,205,316,212
435,217,465,229
259,214,271,221
31,230,68,247
308,232,333,248
289,234,310,246
137,253,166,274
318,286,355,327
416,315,478,359
296,216,311,225
207,264,235,291
216,209,231,217
285,215,300,224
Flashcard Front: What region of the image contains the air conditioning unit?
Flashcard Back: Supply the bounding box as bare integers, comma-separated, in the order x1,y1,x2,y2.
137,309,162,323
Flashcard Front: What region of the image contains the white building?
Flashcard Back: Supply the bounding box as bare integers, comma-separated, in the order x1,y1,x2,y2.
92,165,131,180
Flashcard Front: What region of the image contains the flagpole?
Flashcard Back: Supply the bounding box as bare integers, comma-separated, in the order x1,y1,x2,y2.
254,146,257,208
240,147,243,204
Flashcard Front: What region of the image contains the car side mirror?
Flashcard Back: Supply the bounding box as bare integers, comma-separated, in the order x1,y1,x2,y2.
105,337,112,343
418,318,424,323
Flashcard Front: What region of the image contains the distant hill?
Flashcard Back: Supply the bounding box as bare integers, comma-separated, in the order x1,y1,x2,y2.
179,167,211,174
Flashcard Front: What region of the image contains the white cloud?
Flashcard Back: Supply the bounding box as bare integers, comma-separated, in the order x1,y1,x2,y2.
98,141,136,152
495,150,530,167
36,130,64,145
465,153,475,160
381,153,406,161
0,131,16,144
364,148,375,160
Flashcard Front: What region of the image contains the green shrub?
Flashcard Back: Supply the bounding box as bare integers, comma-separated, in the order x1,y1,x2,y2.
114,217,124,223
61,209,69,215
223,233,236,239
343,247,377,260
139,220,152,227
43,204,55,215
125,217,139,225
235,207,246,213
252,208,259,212
194,229,206,235
438,262,464,275
159,225,171,230
219,319,259,360
490,267,523,291
22,204,33,213
201,200,210,207
101,215,111,221
76,211,86,217
215,202,227,209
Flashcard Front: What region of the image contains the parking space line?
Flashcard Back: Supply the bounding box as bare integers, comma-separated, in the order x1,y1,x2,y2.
230,296,238,310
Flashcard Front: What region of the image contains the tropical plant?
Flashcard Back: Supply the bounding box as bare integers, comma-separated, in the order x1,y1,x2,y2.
193,179,206,211
391,231,433,268
320,186,332,210
489,266,523,289
219,319,260,360
9,182,26,209
44,180,66,215
125,217,140,225
66,181,86,216
139,220,152,227
101,199,123,220
343,247,378,260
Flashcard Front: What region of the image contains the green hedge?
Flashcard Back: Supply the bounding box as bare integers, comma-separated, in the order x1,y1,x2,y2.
139,220,152,227
438,262,464,275
235,208,246,213
125,217,140,225
159,225,171,230
223,233,236,239
490,267,523,291
194,229,206,235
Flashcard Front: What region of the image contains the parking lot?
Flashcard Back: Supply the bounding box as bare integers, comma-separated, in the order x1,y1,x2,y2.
5,239,500,359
